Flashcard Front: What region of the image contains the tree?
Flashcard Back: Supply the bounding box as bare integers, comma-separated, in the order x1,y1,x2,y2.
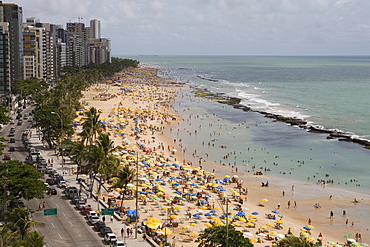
196,225,253,247
2,206,44,240
111,165,136,209
85,133,119,210
277,235,312,247
80,107,104,145
0,161,47,208
69,141,88,181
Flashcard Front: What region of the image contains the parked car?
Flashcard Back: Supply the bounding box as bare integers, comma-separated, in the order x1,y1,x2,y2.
17,120,22,125
104,233,117,244
9,120,15,124
93,221,106,231
9,138,15,143
76,201,86,209
81,206,92,214
9,146,15,152
48,188,57,195
87,211,97,218
3,154,11,160
88,215,100,225
113,241,126,247
45,178,54,185
100,226,113,235
58,180,67,188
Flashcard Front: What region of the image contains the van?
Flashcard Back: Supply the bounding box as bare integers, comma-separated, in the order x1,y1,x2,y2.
65,186,78,199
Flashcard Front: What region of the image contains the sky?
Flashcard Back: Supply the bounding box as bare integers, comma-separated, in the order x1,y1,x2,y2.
13,0,370,56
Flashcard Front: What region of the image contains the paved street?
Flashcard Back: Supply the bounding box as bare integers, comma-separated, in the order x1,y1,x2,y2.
1,107,151,247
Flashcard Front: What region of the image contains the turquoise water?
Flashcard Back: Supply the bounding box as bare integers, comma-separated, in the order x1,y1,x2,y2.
120,55,370,193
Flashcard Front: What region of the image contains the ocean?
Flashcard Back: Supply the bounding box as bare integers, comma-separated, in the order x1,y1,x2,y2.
121,55,370,194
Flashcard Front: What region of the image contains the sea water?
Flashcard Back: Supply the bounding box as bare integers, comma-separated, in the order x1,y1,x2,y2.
122,55,370,194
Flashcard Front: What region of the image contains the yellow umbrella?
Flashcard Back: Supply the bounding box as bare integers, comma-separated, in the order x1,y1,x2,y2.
239,218,246,222
276,220,284,224
269,231,277,236
162,207,169,210
175,206,183,209
232,222,241,227
170,215,178,219
161,228,173,235
289,227,297,231
246,222,254,227
248,215,257,219
190,223,198,227
306,225,315,229
182,225,190,229
224,175,230,178
261,198,268,202
214,221,225,226
266,223,274,227
204,223,212,227
212,217,220,221
250,238,258,243
214,207,222,210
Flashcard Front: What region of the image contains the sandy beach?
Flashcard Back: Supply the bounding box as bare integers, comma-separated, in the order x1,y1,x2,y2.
77,66,368,246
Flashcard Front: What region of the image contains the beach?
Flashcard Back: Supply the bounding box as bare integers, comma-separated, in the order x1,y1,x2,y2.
78,66,368,246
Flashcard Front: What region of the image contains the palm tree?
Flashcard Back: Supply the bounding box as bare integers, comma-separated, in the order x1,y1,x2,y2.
80,107,104,145
85,133,119,210
111,165,136,209
2,206,44,240
69,141,88,181
277,235,311,247
24,231,45,247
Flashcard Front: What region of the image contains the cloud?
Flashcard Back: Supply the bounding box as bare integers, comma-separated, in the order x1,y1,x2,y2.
12,0,370,55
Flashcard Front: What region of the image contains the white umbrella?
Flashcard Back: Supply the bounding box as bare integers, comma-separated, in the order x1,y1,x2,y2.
347,239,356,243
258,233,267,237
244,232,254,238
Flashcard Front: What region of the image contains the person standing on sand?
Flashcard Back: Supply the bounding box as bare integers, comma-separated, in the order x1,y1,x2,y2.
277,203,281,209
308,218,311,224
287,201,290,209
330,211,334,219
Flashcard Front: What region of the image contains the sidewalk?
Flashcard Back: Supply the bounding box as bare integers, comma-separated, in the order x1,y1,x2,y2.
29,129,152,247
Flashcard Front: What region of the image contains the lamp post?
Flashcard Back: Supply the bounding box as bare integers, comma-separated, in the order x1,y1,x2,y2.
51,111,64,169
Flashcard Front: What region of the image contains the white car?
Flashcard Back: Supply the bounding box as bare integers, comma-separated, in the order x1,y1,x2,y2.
87,211,97,219
88,215,100,225
104,233,117,244
58,180,67,188
113,241,126,247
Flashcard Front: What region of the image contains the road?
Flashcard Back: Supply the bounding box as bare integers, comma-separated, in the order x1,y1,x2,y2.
1,107,105,247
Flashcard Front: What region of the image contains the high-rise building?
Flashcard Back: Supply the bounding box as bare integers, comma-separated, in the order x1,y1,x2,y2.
0,22,10,94
90,19,100,39
0,1,23,94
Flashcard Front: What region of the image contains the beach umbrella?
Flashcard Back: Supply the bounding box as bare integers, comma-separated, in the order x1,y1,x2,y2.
193,214,201,218
276,234,286,239
272,210,279,214
190,223,198,227
244,232,254,238
239,217,246,223
347,239,357,243
261,198,268,202
258,233,267,237
276,220,284,224
360,244,369,247
250,238,258,243
214,207,222,210
210,210,217,214
303,226,311,231
204,223,212,227
205,213,212,217
306,225,315,229
237,211,246,216
170,215,178,219
212,217,220,221
182,225,190,229
269,231,277,236
266,223,274,227
232,222,241,227
251,212,259,215
246,222,254,227
328,242,337,245
289,227,297,231
343,234,352,238
175,206,183,209
214,221,225,226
